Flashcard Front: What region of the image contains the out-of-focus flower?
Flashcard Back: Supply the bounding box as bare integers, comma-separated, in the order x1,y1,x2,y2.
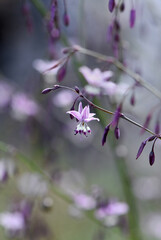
0,161,8,183
73,193,96,210
0,212,25,231
0,81,12,109
0,159,15,183
95,201,129,219
67,102,99,136
79,66,116,96
33,59,60,84
53,89,75,108
11,93,39,120
17,173,48,197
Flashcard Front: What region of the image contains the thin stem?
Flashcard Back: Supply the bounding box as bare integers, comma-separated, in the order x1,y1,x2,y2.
73,45,161,101
50,84,156,136
30,0,47,17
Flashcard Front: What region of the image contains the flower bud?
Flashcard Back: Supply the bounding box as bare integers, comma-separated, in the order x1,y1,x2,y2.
102,124,110,146
130,9,136,28
130,93,135,106
114,126,120,139
141,113,152,134
57,63,67,82
74,86,80,94
149,150,155,166
120,2,125,12
155,121,160,134
136,141,146,159
108,0,115,13
63,12,70,26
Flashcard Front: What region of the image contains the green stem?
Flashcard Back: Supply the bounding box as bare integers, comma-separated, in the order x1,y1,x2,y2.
30,0,47,17
94,99,142,240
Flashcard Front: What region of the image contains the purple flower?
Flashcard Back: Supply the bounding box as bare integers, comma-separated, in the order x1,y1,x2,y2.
0,212,25,231
73,193,96,210
67,102,99,136
95,200,129,219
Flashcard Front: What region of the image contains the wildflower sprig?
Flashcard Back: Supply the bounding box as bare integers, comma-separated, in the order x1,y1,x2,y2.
42,84,161,165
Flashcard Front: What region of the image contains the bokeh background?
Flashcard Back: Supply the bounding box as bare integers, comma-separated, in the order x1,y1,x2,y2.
1,0,161,239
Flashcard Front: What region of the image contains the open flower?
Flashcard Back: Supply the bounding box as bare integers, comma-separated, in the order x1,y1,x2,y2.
66,102,99,136
79,66,116,96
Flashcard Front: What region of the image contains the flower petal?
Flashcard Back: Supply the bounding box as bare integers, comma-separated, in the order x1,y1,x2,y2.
78,102,83,113
85,117,100,122
66,110,81,121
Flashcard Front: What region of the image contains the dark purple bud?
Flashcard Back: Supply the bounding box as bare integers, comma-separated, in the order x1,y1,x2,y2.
108,0,115,12
114,19,120,31
42,85,60,94
136,141,146,159
42,88,53,94
130,93,135,106
130,9,136,28
102,124,110,146
111,105,122,128
63,12,70,26
155,121,160,134
148,136,156,142
114,34,120,42
141,113,152,134
62,48,70,54
114,126,120,139
149,150,155,166
57,63,67,82
50,3,55,22
120,2,125,12
107,24,113,42
74,86,80,94
51,28,60,39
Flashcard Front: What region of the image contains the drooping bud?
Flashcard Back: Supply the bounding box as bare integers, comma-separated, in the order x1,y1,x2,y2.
149,150,155,166
114,19,120,31
111,104,122,128
130,9,136,28
114,126,120,139
155,120,160,134
102,124,110,146
136,141,146,159
63,12,70,26
141,113,152,134
108,0,115,13
42,88,53,94
57,63,67,82
120,2,125,12
148,136,156,142
74,86,80,94
130,92,135,106
42,85,60,94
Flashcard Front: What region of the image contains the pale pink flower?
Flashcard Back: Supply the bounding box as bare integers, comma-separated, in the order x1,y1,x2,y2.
79,66,116,95
73,193,96,210
0,212,25,231
33,59,59,84
67,102,99,136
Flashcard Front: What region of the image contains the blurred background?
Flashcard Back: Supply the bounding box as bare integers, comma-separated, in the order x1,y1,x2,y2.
1,0,161,239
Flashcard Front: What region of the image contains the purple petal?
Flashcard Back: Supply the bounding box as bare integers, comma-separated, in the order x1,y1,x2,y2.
78,102,83,113
66,110,81,121
81,106,89,120
85,117,100,123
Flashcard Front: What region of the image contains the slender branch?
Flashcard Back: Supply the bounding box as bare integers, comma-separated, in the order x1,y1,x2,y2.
30,0,47,17
48,85,156,136
73,45,161,101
